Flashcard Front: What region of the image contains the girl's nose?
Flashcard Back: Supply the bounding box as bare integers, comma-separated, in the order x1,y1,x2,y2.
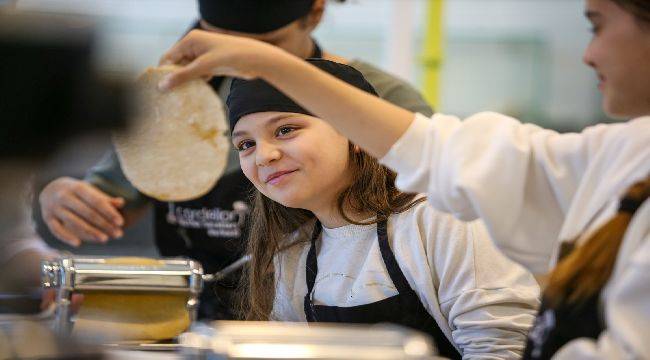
255,142,282,167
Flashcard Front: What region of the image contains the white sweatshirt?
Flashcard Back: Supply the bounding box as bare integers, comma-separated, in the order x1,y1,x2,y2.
272,200,540,359
380,112,650,359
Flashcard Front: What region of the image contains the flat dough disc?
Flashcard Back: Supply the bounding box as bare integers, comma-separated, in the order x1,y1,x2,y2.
74,291,190,342
114,65,229,201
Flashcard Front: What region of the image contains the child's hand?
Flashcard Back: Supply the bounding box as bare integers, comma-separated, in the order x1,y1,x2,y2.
158,30,287,91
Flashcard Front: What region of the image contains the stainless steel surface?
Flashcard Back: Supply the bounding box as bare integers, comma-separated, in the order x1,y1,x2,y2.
42,257,203,293
179,321,440,359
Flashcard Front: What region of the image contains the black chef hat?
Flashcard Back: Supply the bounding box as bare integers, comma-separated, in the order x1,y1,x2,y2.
199,0,316,34
227,59,378,132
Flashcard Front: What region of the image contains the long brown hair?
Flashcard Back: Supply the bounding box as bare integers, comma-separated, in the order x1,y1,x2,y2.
237,143,424,320
545,175,650,306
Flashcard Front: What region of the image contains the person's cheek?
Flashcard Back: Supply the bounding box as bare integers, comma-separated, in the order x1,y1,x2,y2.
283,138,309,173
240,157,258,187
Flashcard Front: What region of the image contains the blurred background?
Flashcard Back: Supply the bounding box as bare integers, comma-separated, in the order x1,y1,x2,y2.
6,0,609,257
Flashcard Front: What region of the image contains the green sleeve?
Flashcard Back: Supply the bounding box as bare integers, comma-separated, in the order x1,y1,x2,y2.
350,60,434,117
84,149,150,209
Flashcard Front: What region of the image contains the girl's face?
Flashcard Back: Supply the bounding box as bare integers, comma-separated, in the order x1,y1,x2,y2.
232,112,352,211
583,0,650,118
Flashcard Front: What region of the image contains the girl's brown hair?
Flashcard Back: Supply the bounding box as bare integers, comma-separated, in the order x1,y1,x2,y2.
238,143,423,320
545,175,650,306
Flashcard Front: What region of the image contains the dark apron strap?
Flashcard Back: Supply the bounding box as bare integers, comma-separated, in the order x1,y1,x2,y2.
304,221,322,321
376,220,412,294
376,219,462,359
305,221,322,293
311,38,323,59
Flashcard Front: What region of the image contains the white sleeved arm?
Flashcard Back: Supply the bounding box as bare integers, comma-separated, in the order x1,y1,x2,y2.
381,112,613,272
416,206,540,359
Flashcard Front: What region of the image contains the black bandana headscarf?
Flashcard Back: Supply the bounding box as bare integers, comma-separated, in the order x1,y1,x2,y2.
226,59,378,132
199,0,316,34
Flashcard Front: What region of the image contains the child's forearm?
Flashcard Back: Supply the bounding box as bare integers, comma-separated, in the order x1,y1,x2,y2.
260,53,415,158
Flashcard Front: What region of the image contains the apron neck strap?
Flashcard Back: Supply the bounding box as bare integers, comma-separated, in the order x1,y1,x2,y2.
376,219,412,294
305,220,322,295
310,38,323,59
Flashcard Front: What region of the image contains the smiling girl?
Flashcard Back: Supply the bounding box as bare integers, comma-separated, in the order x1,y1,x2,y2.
226,59,540,359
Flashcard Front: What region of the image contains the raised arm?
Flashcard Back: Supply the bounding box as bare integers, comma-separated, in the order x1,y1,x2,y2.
159,30,414,158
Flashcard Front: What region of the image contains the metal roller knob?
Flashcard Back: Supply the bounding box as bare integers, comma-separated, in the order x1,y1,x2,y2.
41,260,60,289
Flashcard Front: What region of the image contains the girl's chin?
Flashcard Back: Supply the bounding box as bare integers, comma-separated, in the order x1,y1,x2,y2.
264,191,308,209
602,97,639,120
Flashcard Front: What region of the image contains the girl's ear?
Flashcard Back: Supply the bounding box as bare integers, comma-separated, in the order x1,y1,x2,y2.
301,0,325,31
353,144,361,153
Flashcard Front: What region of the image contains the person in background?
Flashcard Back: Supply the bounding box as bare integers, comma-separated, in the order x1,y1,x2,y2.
38,0,433,320
158,0,650,357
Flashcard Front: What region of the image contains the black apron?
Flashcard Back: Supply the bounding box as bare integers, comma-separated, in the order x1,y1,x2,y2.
523,292,603,360
303,220,462,360
154,169,252,320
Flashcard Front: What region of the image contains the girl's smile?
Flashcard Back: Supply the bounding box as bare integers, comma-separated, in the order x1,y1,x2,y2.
264,169,299,185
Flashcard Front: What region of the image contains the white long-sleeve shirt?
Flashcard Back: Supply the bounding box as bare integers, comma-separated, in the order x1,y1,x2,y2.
272,200,540,359
380,112,650,359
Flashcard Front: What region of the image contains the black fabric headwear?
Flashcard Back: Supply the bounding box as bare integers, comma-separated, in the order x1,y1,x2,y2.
184,20,322,94
227,59,378,132
199,0,316,34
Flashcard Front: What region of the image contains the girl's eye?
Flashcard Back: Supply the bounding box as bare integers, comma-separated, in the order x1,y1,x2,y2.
236,140,255,152
276,126,297,137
